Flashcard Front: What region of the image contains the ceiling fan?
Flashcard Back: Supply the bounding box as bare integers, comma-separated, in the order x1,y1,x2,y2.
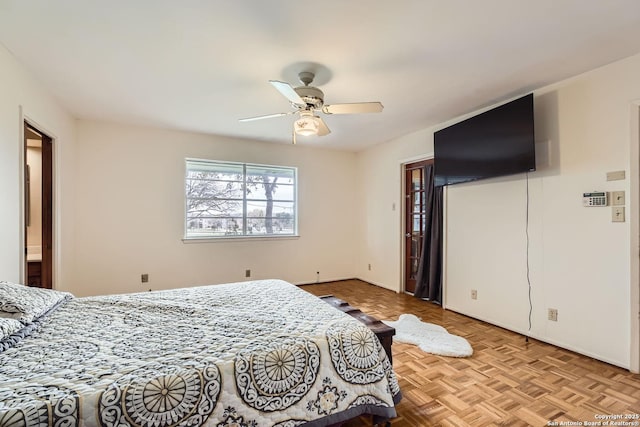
239,71,383,143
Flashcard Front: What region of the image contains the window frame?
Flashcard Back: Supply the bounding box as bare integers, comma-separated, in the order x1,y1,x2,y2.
184,158,299,241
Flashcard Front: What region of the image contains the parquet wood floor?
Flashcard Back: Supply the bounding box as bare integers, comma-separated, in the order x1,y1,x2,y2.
301,279,640,427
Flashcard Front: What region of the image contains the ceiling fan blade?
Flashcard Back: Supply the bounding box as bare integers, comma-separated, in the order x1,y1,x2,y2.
317,117,331,136
322,102,384,115
239,112,292,122
269,80,305,107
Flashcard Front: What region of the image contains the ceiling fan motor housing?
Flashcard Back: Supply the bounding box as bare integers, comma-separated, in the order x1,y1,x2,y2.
294,86,324,109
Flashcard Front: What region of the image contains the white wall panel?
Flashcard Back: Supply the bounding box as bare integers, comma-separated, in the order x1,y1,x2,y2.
0,44,76,288
71,121,358,296
358,53,640,368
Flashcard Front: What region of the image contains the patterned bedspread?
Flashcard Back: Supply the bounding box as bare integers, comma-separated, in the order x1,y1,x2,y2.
0,279,401,426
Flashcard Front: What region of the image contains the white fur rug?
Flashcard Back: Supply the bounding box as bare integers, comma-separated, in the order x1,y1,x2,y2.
383,314,473,357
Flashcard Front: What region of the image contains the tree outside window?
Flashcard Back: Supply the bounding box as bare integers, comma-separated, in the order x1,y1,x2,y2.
185,160,297,238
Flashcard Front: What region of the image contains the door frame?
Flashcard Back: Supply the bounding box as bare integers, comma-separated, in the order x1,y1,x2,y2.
20,109,57,289
630,101,640,373
403,159,433,294
400,154,434,294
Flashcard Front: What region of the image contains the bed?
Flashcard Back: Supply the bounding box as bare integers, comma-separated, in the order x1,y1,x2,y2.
0,279,401,426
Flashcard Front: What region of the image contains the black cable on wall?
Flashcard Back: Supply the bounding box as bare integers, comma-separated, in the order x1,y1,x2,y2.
525,172,532,342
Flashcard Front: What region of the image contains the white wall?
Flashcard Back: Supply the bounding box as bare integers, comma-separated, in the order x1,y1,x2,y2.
357,53,640,369
446,56,639,369
0,43,76,287
355,129,434,290
71,121,358,297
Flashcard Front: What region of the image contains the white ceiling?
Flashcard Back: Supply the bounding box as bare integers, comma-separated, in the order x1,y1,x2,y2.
1,1,640,151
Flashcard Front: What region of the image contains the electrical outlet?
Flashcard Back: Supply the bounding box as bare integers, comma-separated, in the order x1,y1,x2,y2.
141,274,149,283
471,289,478,300
368,263,372,271
245,269,251,278
548,308,558,321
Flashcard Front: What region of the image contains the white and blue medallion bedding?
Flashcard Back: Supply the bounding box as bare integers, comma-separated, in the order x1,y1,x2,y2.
0,279,401,426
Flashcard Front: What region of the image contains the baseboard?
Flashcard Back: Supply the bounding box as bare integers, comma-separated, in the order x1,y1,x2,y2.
355,277,400,293
295,277,357,286
445,304,629,370
296,277,402,294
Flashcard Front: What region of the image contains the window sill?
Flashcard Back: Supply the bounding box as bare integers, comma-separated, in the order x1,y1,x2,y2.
182,235,300,243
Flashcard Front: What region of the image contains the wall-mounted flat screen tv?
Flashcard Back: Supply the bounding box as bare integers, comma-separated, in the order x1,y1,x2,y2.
434,93,535,187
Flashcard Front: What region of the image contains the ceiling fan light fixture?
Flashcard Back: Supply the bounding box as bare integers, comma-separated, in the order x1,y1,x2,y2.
294,113,320,136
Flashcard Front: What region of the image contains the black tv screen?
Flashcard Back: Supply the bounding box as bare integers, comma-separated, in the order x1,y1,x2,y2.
434,94,535,187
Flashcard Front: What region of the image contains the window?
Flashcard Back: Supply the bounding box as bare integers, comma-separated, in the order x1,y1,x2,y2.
185,159,297,239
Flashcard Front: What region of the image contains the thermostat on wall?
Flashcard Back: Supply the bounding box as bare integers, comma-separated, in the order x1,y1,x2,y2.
583,192,608,207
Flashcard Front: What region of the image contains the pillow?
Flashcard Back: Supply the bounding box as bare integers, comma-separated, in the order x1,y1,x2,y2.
0,281,73,323
0,316,41,353
0,317,22,340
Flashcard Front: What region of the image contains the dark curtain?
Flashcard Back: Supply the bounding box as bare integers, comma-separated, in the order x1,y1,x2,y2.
414,163,444,304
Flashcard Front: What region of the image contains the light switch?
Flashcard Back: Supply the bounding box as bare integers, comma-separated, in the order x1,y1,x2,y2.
612,206,625,222
611,191,625,206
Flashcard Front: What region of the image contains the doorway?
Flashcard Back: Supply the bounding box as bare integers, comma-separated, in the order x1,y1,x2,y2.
24,122,53,289
404,159,433,294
